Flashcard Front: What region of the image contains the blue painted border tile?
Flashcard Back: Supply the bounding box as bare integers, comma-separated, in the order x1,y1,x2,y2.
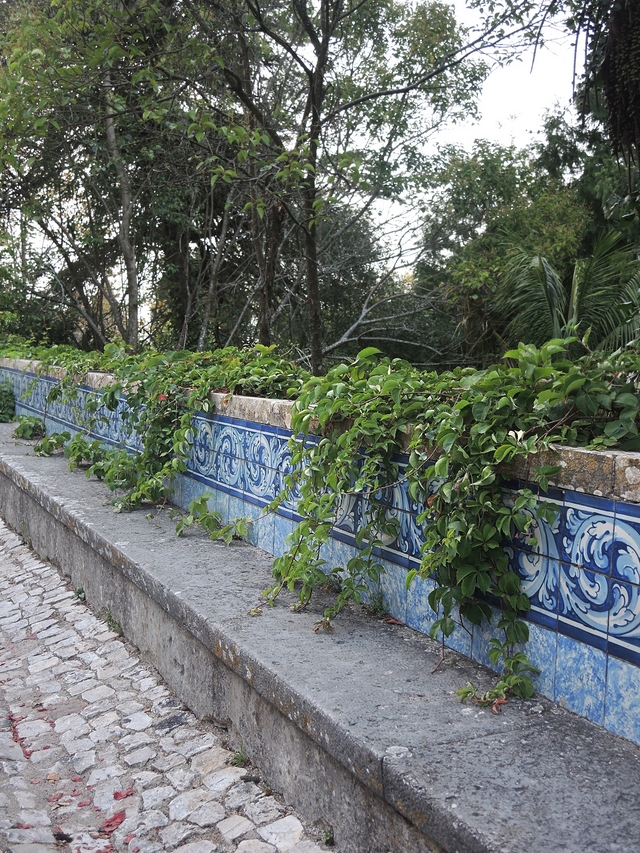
565,490,616,513
273,515,297,557
521,621,557,698
470,608,501,670
558,615,608,651
331,538,358,574
509,498,563,561
511,550,558,626
555,634,606,724
406,574,437,635
604,656,640,745
227,495,247,524
210,488,229,524
378,559,407,625
444,609,472,658
251,510,275,554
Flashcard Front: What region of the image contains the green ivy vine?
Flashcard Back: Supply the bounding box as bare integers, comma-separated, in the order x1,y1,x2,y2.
3,337,640,703
267,339,640,697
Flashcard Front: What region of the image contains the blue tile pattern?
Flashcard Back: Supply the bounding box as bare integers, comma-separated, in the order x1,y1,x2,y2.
6,362,640,745
605,656,640,743
555,635,607,724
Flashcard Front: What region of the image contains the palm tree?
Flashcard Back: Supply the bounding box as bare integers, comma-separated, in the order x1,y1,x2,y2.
497,231,640,350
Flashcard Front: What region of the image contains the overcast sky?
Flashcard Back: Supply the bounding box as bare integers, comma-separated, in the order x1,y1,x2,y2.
438,5,581,151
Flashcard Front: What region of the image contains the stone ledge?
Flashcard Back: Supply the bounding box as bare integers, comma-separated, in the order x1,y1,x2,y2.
0,422,639,853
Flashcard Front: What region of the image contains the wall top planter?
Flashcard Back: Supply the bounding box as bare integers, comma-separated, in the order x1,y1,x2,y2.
4,356,640,503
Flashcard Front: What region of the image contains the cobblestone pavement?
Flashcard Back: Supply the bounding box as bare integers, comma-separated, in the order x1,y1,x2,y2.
0,520,330,853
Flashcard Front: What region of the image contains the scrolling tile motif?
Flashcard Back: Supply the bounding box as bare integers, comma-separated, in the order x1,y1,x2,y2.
562,508,613,573
508,504,560,613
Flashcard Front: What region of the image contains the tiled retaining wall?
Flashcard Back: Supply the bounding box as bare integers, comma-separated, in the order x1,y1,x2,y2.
3,359,640,745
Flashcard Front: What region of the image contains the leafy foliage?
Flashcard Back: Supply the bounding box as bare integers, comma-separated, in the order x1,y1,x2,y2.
6,338,640,698
13,415,45,438
499,231,640,350
267,339,640,691
3,342,307,513
0,381,14,422
174,493,249,546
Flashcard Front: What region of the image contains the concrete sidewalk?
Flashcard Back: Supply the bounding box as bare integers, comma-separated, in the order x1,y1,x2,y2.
0,422,639,853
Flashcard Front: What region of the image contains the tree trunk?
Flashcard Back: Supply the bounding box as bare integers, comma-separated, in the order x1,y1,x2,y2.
103,71,139,351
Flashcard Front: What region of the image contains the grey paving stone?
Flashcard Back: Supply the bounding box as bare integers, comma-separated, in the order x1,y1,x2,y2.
81,684,115,703
166,766,199,791
131,769,162,790
133,809,169,832
124,745,157,767
159,821,199,849
142,784,176,810
0,740,24,761
202,766,245,794
53,713,85,734
173,842,218,853
72,751,97,773
225,781,262,810
188,799,225,828
0,520,324,853
244,796,284,826
217,814,254,842
6,828,55,845
120,731,154,750
258,816,305,851
151,752,185,772
15,720,52,739
235,842,277,853
124,711,153,731
169,788,217,821
288,842,325,853
190,746,228,776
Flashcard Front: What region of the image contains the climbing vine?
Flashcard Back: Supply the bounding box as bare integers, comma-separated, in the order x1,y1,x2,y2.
266,339,640,696
3,338,640,701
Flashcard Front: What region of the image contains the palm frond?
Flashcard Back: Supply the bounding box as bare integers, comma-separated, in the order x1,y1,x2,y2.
498,249,567,346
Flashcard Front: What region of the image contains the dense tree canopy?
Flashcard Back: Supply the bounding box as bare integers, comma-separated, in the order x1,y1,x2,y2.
0,0,639,368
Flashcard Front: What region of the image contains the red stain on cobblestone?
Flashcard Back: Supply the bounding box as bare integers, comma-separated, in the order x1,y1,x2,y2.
78,800,91,807
113,789,134,800
100,810,125,834
47,793,63,802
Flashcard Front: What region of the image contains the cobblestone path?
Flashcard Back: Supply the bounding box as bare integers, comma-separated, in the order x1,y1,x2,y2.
0,520,328,853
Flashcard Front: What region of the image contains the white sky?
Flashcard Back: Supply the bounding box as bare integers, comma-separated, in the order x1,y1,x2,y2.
437,4,580,150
